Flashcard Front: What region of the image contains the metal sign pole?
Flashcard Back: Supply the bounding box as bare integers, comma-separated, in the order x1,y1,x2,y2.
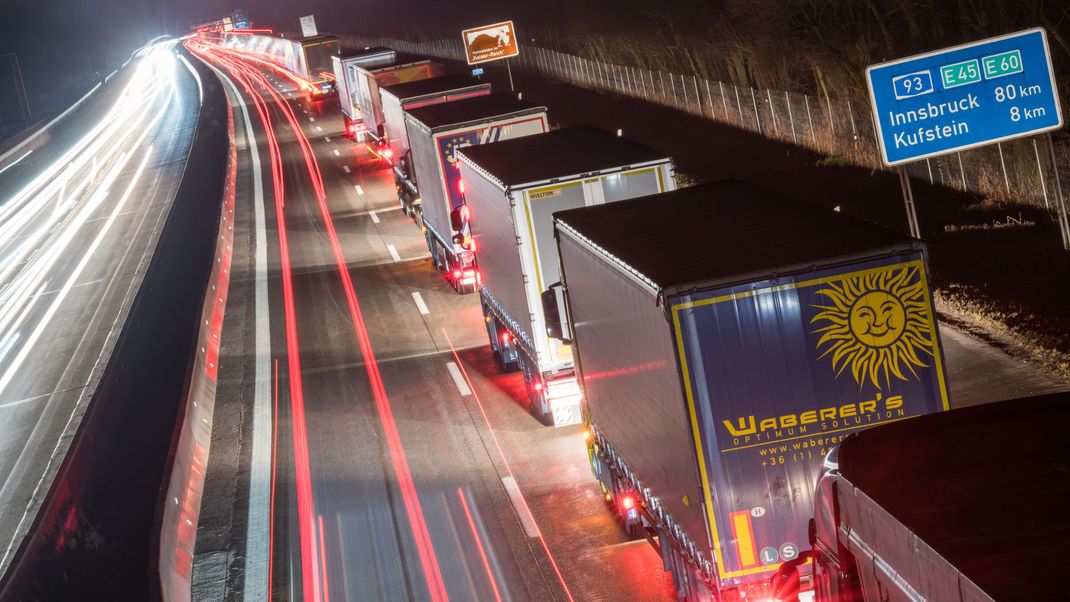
897,165,922,239
1047,132,1070,250
506,58,515,94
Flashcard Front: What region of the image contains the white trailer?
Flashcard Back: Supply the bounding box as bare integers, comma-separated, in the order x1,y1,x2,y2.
352,57,444,146
456,126,675,425
380,74,492,218
332,47,396,138
405,94,548,293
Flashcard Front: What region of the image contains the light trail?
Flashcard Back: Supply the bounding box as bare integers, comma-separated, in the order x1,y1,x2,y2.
0,39,189,573
441,328,577,602
0,42,181,405
191,40,451,602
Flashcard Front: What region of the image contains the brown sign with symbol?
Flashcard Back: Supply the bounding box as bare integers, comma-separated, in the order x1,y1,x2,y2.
462,21,519,65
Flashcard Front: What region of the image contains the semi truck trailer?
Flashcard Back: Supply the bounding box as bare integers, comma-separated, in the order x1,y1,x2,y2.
404,94,548,293
772,391,1070,602
546,181,951,601
456,126,675,425
332,47,396,138
352,56,445,147
221,32,340,98
381,74,491,216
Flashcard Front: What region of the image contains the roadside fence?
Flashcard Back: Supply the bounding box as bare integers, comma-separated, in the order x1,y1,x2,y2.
341,35,1070,215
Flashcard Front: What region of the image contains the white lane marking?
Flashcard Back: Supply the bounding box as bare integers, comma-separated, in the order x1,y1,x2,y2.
355,185,364,195
309,116,315,122
315,126,322,132
324,136,331,143
213,63,273,602
332,149,341,157
501,476,541,538
342,165,350,174
411,292,430,315
369,211,379,224
446,361,472,396
386,244,401,262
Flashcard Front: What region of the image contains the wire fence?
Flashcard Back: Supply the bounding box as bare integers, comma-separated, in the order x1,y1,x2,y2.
342,34,1070,214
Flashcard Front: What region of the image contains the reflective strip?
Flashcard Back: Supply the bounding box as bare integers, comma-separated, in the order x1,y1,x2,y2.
730,510,758,568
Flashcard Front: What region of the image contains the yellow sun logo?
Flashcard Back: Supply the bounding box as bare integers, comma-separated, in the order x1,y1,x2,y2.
810,265,935,390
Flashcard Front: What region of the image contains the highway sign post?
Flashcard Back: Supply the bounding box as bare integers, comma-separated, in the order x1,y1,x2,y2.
462,21,520,92
866,28,1067,247
299,15,318,38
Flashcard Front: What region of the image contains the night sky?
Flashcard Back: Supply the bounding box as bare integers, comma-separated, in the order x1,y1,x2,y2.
0,0,539,114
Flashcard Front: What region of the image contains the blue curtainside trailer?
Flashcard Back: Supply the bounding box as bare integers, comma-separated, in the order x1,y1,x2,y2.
547,180,951,601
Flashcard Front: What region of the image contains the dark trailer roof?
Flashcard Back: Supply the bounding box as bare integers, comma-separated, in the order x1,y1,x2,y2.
337,46,393,59
405,94,546,131
838,391,1070,601
362,53,433,73
458,125,670,187
380,74,488,102
554,180,916,295
299,34,338,45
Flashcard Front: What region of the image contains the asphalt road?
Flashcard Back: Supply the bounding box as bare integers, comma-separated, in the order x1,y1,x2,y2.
190,45,1067,602
0,42,203,579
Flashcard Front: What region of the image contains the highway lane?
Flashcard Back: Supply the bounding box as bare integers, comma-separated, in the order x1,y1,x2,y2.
191,43,1067,602
0,42,203,579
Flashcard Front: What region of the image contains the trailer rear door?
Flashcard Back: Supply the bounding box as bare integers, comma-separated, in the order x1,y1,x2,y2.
669,254,949,589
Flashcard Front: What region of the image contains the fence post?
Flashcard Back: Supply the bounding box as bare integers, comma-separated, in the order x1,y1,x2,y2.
926,158,934,185
766,89,779,137
670,73,678,106
804,95,815,143
693,76,702,116
705,80,714,119
750,88,762,134
720,82,729,123
997,142,1011,195
786,91,797,144
659,71,667,101
847,100,858,140
957,152,967,190
1034,138,1050,208
734,85,743,126
826,95,835,137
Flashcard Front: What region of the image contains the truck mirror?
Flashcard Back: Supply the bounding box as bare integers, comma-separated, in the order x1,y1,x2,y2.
452,233,465,246
808,518,817,547
450,208,464,231
542,283,571,344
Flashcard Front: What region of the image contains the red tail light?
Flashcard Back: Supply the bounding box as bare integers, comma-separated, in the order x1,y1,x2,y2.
622,495,636,510
453,269,462,279
534,382,543,392
383,148,394,159
458,180,466,194
501,331,511,345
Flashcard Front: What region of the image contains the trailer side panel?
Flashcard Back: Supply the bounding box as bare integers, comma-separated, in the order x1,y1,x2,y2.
557,227,712,562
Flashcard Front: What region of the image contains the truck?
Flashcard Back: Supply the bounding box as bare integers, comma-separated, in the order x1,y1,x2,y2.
332,47,396,138
455,125,675,425
544,180,951,601
771,391,1070,602
381,74,492,217
220,32,340,98
352,56,445,148
404,94,548,293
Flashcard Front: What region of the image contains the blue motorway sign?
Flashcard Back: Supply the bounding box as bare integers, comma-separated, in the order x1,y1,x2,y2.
867,28,1063,166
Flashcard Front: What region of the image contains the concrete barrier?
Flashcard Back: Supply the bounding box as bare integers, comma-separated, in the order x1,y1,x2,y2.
157,66,237,602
